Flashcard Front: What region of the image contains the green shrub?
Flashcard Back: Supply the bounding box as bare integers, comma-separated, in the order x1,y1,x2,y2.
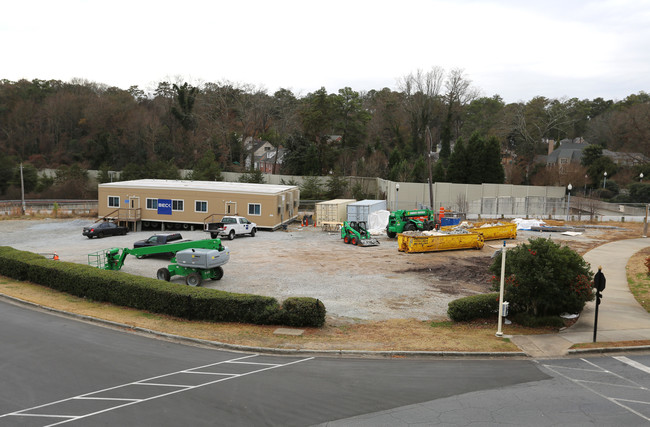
0,246,326,328
275,297,327,327
447,293,499,322
490,238,594,317
510,313,565,328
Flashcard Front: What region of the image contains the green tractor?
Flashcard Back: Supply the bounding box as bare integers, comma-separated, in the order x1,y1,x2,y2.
386,209,438,238
88,238,230,286
341,221,380,247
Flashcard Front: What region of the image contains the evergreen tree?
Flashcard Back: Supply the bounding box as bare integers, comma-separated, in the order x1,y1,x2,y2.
238,169,265,183
481,136,505,183
190,152,223,181
412,155,428,183
446,138,469,183
325,172,348,199
466,132,485,184
432,160,446,183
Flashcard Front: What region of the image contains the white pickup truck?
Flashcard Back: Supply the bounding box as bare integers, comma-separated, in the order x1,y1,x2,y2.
204,216,257,240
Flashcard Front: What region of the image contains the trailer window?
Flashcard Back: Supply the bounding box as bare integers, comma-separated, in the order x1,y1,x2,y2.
172,199,184,211
146,198,158,210
248,203,261,216
195,200,208,213
108,196,120,208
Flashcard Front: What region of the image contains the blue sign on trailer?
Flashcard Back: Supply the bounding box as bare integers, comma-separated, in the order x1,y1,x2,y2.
157,199,172,215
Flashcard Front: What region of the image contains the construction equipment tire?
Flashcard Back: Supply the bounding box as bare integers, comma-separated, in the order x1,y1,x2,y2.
344,235,350,244
156,268,170,282
351,237,358,245
209,267,224,281
387,230,396,238
185,272,202,287
404,223,416,232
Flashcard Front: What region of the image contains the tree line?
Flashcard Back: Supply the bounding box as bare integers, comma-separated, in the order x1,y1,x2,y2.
1,68,648,200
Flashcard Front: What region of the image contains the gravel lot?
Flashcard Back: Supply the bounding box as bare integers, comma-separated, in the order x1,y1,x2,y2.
0,218,611,323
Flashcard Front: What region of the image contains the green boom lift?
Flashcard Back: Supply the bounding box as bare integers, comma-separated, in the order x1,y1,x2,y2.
88,238,230,286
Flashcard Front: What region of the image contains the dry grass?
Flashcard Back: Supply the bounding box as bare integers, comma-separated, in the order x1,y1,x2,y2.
0,277,526,352
627,246,650,313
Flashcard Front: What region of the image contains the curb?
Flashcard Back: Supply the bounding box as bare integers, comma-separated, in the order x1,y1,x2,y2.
0,293,526,359
568,345,650,355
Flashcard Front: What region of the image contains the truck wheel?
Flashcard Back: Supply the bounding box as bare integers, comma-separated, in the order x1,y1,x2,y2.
209,266,224,281
250,228,256,237
186,272,202,286
210,232,218,239
156,268,170,281
387,230,397,238
228,230,235,240
98,232,104,238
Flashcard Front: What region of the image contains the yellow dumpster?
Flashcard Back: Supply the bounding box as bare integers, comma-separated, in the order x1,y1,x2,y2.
397,232,484,253
469,222,517,240
441,222,517,241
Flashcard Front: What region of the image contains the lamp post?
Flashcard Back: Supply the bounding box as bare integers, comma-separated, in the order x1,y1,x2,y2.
641,173,644,183
584,174,588,195
395,183,400,211
567,183,572,221
603,171,607,189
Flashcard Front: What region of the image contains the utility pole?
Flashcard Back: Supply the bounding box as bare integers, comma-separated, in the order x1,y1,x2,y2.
20,163,26,215
426,126,434,210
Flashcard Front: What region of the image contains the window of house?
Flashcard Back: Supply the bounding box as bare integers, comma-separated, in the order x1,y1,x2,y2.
195,200,208,213
172,199,183,211
108,196,120,208
248,203,261,216
146,198,158,210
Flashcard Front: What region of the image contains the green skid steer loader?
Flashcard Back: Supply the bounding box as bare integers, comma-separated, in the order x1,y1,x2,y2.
341,221,380,247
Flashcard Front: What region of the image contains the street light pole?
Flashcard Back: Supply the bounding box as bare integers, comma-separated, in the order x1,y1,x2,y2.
603,171,607,189
496,240,507,338
567,183,572,221
640,173,644,183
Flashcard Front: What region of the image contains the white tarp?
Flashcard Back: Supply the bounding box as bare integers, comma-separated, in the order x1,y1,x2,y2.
368,209,390,235
512,218,546,230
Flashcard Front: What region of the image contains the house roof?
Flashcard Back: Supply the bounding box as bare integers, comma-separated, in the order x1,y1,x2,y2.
100,179,297,195
547,142,584,164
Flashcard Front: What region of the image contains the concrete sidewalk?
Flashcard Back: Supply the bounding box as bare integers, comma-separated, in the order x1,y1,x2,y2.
511,237,650,358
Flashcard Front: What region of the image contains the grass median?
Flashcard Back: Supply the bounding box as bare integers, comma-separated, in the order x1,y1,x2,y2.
0,276,534,353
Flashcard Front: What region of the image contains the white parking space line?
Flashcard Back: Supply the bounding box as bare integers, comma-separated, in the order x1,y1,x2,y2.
543,358,650,423
0,354,314,426
614,356,650,375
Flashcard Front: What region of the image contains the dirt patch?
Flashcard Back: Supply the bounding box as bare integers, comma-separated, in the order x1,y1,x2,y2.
0,218,644,325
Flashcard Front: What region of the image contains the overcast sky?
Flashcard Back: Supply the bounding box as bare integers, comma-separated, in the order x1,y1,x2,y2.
2,0,649,103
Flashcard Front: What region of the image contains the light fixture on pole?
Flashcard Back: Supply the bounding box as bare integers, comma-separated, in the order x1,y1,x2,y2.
395,183,400,211
603,171,607,189
640,173,644,183
567,183,572,221
584,174,588,195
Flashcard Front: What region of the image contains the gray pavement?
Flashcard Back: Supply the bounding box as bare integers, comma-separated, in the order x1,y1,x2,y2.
511,237,650,358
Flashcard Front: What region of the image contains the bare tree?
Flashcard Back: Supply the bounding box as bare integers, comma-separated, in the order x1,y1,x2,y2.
397,67,445,155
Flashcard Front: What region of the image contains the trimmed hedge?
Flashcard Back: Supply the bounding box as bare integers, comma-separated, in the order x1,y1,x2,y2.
0,246,326,327
447,292,499,322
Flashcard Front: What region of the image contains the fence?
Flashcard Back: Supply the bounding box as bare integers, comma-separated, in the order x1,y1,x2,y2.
0,200,98,216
